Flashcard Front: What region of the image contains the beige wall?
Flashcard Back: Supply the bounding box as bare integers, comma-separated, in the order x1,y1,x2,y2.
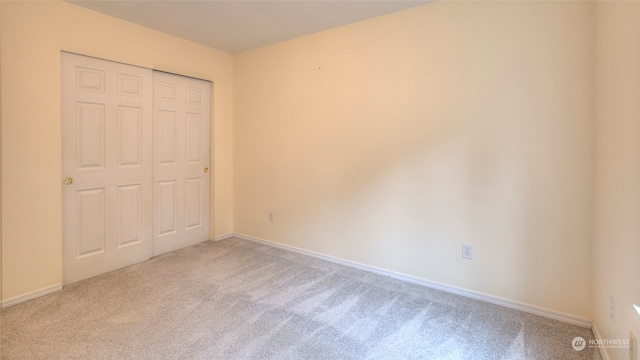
593,2,640,359
234,1,594,319
0,0,4,304
0,0,234,301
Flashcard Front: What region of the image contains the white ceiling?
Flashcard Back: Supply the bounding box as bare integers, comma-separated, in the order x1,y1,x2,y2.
67,0,432,54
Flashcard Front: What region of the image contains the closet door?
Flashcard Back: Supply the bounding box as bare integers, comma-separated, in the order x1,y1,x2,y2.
62,52,153,284
152,72,210,256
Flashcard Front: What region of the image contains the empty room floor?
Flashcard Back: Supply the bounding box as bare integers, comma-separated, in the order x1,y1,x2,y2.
2,238,601,359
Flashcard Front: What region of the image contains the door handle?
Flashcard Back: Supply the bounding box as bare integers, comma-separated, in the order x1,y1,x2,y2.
204,167,209,173
63,177,73,185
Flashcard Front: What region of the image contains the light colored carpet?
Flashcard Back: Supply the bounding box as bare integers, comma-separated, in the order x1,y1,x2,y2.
2,237,601,359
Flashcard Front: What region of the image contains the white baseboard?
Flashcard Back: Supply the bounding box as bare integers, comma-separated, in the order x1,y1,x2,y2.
591,323,611,360
231,232,593,328
214,232,234,241
3,234,595,329
2,284,63,308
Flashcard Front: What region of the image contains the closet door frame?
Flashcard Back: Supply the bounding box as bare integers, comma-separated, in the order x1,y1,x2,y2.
61,52,211,284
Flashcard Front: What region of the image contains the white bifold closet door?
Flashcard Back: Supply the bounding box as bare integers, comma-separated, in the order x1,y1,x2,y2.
62,53,210,284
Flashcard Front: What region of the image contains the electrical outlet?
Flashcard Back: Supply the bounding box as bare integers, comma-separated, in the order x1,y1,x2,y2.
462,243,473,259
610,295,616,323
630,331,637,360
268,211,274,222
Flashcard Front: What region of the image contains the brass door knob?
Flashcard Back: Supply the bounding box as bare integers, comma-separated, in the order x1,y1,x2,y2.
63,177,73,185
204,167,209,173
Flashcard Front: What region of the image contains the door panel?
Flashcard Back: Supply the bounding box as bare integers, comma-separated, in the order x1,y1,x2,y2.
76,67,105,92
76,188,106,257
77,103,105,169
158,111,177,164
185,178,202,229
118,74,143,96
153,72,210,256
117,106,143,167
117,184,142,247
62,52,153,284
186,113,202,163
157,180,177,236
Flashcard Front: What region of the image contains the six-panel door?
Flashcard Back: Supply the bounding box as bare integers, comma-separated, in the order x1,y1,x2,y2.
152,72,210,256
62,53,154,284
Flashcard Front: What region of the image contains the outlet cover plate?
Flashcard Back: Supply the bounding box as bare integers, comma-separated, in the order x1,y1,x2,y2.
610,295,616,323
462,243,473,259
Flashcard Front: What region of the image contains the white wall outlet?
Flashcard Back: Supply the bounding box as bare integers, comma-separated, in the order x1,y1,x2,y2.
268,211,275,222
610,295,616,323
630,331,637,360
462,243,473,259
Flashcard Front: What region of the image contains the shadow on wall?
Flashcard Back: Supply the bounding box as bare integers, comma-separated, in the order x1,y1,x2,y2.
234,0,592,315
